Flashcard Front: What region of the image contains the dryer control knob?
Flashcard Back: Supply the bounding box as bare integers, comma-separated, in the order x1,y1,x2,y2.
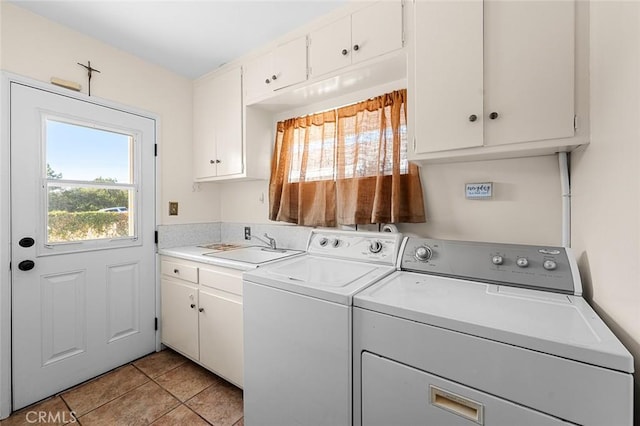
492,255,504,265
543,260,557,271
319,237,329,247
516,257,529,268
415,246,433,261
331,238,341,248
369,241,383,254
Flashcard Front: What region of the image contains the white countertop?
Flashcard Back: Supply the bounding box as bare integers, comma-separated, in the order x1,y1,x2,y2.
159,244,304,271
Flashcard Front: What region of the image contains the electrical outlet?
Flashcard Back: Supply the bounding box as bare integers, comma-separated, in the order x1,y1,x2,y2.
244,226,251,240
169,202,179,216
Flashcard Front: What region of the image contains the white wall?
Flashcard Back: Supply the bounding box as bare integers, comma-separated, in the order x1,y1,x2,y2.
0,2,221,225
571,1,640,418
220,154,563,246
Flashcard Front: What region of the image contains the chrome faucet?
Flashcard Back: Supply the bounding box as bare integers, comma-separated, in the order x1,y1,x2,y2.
251,233,277,250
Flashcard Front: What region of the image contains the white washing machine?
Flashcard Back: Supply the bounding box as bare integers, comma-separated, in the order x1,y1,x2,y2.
243,229,402,426
353,238,634,426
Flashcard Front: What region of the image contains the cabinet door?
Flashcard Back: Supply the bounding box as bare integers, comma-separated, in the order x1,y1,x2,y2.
243,51,273,103
411,0,484,155
484,1,575,146
272,36,308,91
193,67,244,179
213,67,244,177
351,1,404,65
198,290,244,387
161,278,199,360
193,75,218,179
308,15,351,78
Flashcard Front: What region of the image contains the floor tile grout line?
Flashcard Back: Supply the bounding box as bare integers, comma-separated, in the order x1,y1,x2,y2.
132,356,189,381
65,353,189,420
180,402,214,425
72,372,153,421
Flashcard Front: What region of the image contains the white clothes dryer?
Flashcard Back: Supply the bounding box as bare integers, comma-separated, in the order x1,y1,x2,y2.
353,238,634,426
243,229,402,426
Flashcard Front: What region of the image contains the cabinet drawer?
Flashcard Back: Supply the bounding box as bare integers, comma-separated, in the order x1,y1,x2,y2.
200,265,243,295
161,260,198,283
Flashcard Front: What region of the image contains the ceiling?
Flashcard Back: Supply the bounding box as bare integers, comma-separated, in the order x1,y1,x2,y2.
8,0,347,79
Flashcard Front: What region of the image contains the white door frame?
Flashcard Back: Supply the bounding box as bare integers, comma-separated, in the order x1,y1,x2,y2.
0,72,162,418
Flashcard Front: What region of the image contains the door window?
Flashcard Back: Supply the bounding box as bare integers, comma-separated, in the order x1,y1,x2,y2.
44,118,139,249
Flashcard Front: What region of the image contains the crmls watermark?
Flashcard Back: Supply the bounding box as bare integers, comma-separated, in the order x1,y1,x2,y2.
25,410,78,423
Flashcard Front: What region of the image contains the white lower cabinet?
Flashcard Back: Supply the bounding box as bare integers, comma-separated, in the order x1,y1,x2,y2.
160,256,244,387
160,278,199,360
198,290,243,386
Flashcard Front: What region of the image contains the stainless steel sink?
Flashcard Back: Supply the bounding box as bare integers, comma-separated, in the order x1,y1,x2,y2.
203,246,304,264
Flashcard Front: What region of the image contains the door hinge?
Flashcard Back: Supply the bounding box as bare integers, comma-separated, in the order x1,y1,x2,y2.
154,144,158,157
154,230,158,244
154,317,158,331
573,115,578,130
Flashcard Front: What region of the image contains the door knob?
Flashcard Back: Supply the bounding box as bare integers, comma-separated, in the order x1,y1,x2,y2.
19,237,35,248
18,260,35,271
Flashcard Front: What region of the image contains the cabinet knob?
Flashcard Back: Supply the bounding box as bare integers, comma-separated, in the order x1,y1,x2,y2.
173,268,179,273
353,44,360,51
216,159,221,164
468,114,478,122
265,78,270,84
341,49,348,56
198,307,204,313
190,304,196,309
209,159,215,164
489,112,499,120
271,74,277,81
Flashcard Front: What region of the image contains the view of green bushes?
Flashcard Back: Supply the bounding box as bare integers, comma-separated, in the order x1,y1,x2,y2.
47,165,131,242
48,211,130,242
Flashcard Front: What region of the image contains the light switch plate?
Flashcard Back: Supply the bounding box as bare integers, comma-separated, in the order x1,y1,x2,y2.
169,201,179,216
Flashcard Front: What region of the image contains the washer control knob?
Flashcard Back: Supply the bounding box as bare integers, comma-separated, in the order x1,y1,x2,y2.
492,255,504,265
369,241,383,254
414,246,433,262
543,260,557,271
332,238,341,248
319,237,329,247
516,257,529,268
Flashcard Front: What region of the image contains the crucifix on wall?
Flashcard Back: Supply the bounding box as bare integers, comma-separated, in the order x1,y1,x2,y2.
77,60,101,96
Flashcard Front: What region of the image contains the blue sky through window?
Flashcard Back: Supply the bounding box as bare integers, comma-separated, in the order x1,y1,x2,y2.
46,120,132,183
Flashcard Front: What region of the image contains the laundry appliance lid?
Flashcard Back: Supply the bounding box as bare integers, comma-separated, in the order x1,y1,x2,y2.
244,255,396,305
354,271,634,373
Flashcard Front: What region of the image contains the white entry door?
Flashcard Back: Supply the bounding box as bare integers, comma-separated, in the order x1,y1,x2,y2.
10,83,157,409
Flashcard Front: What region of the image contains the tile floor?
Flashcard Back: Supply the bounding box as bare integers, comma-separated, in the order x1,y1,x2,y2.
0,349,244,425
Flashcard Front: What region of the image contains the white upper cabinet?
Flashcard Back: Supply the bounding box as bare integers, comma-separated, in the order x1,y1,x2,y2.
193,66,243,180
409,0,578,161
244,36,308,104
309,1,404,79
483,1,575,146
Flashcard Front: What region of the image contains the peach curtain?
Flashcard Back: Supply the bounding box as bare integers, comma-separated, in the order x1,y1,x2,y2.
269,89,426,226
269,111,337,226
336,89,425,224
